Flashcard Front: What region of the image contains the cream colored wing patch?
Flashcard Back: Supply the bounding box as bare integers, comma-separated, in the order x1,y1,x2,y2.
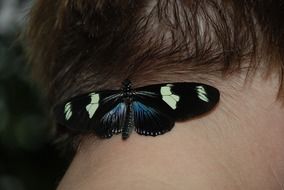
86,93,100,119
160,84,180,110
196,86,209,102
64,102,72,121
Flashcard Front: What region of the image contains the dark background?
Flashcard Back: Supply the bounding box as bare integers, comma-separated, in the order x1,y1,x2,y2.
0,1,71,189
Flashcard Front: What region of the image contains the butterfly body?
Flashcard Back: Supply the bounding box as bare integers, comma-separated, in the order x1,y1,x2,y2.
120,80,136,139
54,80,220,140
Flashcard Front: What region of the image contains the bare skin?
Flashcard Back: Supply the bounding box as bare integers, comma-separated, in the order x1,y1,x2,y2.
57,72,284,190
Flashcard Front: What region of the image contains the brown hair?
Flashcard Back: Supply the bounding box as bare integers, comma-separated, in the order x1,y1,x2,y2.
24,0,284,106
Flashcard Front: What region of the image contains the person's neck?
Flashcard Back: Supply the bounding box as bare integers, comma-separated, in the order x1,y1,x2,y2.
57,73,284,190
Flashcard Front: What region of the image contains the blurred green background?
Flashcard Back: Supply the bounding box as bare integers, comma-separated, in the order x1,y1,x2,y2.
0,1,71,189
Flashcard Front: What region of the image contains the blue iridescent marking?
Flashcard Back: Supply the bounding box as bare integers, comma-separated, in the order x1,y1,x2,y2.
102,103,126,124
109,103,125,115
133,101,168,136
132,101,158,120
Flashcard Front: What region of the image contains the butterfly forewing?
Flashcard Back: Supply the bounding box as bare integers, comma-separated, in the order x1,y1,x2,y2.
54,94,92,131
170,83,220,120
54,90,122,133
135,82,220,121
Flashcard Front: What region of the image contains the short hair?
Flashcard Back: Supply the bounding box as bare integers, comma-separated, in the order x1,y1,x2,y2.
24,0,284,106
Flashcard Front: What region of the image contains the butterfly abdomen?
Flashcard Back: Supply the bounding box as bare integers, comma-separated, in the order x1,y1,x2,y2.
122,102,134,140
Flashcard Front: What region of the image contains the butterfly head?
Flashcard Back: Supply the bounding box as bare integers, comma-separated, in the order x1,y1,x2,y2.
122,79,132,91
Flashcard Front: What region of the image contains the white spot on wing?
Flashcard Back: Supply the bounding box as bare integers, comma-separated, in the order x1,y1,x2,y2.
160,85,180,109
64,102,72,121
196,86,209,102
86,93,100,118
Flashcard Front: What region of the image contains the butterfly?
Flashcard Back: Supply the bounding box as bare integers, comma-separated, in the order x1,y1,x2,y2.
53,79,220,140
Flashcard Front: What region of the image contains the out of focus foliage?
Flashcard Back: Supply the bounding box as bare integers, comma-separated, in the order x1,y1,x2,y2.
0,1,71,189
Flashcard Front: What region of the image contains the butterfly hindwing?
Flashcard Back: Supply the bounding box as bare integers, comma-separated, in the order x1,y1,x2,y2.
131,101,174,136
132,95,175,136
92,101,127,138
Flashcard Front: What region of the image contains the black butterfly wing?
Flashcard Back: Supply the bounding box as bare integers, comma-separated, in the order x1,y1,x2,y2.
53,92,100,131
168,83,220,120
92,101,127,138
134,82,220,121
53,90,127,138
54,82,220,138
131,100,175,136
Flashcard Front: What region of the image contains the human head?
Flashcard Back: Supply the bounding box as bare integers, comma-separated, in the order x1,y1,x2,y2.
25,0,284,106
24,1,284,189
